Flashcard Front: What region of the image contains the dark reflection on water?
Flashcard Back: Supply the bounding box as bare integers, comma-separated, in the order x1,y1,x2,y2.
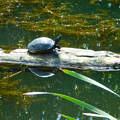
0,70,119,120
0,0,120,120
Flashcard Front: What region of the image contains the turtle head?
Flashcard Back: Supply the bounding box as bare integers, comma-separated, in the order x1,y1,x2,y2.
52,35,62,50
55,35,62,45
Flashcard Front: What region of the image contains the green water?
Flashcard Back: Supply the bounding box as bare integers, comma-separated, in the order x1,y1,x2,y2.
0,0,120,120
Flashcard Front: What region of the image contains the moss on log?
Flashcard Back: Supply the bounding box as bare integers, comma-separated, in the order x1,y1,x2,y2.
0,47,120,71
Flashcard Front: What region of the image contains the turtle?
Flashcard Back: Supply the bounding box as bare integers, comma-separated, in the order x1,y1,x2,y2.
27,35,62,78
28,35,62,54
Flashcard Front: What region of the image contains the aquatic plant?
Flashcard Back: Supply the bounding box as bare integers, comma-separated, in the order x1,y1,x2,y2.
0,0,120,38
24,91,117,120
62,69,120,98
24,69,119,120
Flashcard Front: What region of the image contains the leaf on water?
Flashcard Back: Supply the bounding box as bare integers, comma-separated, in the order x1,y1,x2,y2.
62,69,120,98
24,92,117,120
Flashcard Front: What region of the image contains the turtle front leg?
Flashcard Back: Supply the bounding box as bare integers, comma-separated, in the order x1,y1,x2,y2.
55,45,61,49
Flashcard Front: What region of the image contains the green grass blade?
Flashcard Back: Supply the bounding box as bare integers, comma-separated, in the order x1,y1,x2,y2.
24,92,117,120
62,69,120,98
57,113,76,120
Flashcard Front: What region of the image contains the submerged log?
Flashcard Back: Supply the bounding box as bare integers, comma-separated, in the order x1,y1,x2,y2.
0,47,120,71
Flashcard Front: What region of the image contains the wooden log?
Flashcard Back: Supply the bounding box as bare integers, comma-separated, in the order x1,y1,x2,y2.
0,47,120,71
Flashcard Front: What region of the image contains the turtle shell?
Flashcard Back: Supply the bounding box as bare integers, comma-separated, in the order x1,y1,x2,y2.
28,37,55,53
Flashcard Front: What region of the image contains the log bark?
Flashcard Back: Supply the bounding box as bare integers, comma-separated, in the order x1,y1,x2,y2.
0,47,120,71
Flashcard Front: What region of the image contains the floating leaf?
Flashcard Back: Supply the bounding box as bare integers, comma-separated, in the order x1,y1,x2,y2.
62,69,120,98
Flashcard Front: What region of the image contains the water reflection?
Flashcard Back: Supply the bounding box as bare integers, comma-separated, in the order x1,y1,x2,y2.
108,3,112,8
0,68,119,119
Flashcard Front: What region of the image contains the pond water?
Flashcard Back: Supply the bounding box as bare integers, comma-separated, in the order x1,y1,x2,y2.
0,0,120,120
